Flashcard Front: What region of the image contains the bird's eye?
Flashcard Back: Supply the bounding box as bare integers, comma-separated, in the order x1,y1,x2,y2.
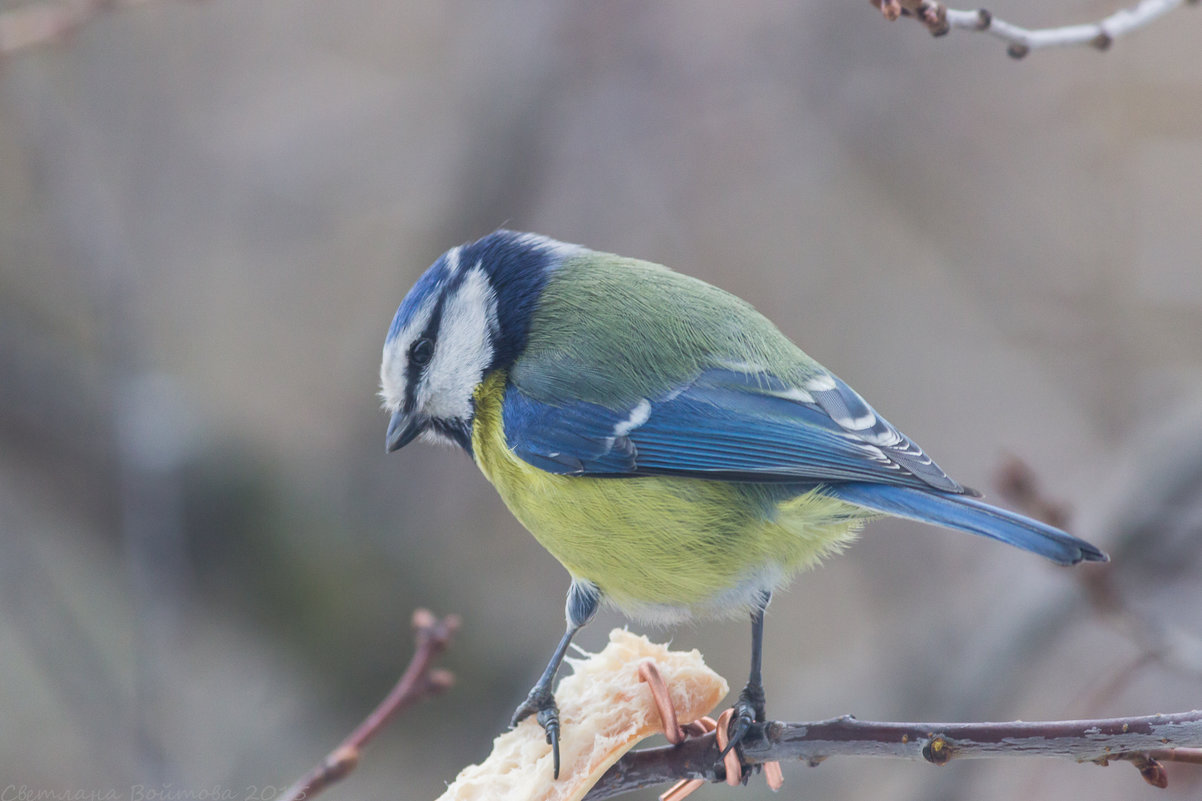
410,337,435,366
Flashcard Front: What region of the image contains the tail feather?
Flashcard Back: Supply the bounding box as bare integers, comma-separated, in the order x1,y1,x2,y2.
831,483,1108,566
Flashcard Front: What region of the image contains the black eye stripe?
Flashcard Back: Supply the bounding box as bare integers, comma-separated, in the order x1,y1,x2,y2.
410,337,435,365
402,292,447,412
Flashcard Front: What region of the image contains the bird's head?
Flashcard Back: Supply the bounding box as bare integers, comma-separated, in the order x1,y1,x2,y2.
380,230,579,453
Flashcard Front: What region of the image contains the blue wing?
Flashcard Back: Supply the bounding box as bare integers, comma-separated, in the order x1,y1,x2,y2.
502,368,971,494
501,367,1109,565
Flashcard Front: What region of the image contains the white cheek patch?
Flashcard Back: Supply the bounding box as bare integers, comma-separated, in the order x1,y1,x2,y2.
379,296,436,413
418,427,460,448
417,266,497,421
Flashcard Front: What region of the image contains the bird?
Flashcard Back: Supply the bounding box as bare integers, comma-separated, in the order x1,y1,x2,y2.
379,230,1107,778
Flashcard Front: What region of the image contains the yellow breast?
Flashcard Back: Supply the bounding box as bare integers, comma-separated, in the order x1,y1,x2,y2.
471,371,871,621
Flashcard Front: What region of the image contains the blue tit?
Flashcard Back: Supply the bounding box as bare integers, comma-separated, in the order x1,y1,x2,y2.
379,230,1107,777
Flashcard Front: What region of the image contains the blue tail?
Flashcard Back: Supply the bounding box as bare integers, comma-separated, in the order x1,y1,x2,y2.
831,483,1108,566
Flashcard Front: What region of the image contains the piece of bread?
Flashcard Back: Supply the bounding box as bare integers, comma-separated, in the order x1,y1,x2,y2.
435,629,729,801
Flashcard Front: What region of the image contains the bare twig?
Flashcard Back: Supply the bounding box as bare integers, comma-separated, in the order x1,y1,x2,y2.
997,456,1202,685
995,455,1071,530
584,711,1202,799
281,609,459,801
871,0,1196,58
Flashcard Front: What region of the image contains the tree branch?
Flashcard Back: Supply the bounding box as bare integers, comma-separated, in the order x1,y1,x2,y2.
281,609,460,801
997,456,1202,689
871,0,1197,58
584,710,1202,799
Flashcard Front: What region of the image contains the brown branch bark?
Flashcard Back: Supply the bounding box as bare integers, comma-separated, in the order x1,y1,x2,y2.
997,456,1202,688
584,710,1202,799
281,609,460,801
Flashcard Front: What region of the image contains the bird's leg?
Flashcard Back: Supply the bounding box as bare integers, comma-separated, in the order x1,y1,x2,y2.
510,579,600,778
722,589,771,760
509,625,576,775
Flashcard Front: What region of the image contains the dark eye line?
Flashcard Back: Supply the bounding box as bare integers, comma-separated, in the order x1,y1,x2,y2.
410,336,435,366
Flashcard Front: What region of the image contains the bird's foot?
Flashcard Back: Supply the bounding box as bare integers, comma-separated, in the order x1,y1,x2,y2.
719,683,766,761
511,687,562,778
716,685,785,790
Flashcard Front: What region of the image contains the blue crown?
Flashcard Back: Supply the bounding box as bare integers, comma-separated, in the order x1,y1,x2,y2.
386,230,573,372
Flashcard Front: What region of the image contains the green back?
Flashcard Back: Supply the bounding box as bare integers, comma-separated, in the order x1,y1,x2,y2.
510,251,820,407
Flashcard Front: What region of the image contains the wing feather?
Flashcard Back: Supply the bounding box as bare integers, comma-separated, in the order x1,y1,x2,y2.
502,368,971,493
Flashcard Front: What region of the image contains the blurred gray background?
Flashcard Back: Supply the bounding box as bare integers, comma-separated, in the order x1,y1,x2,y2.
2,1,1201,799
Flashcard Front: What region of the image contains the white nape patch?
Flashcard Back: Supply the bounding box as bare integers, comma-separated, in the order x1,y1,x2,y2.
443,246,462,276
804,373,837,392
379,294,438,413
512,232,583,260
417,266,497,422
613,399,652,438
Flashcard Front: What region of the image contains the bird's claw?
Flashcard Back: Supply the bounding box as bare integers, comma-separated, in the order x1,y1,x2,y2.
538,705,561,778
718,685,764,761
509,689,544,727
718,698,758,761
511,688,562,778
